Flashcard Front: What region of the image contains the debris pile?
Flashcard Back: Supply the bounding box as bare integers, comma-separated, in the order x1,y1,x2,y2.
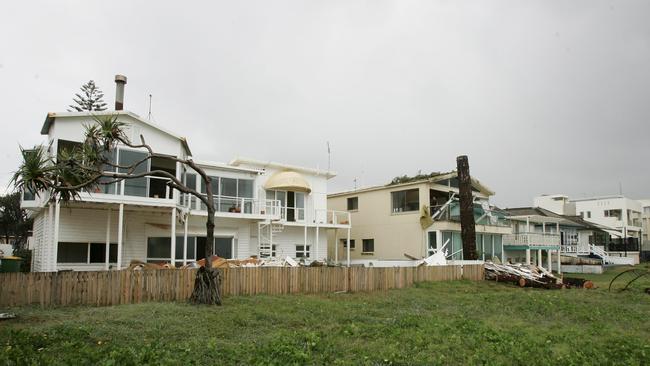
485,261,562,289
126,256,331,271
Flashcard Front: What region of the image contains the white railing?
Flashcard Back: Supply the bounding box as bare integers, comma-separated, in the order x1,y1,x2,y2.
589,244,634,265
184,194,281,218
503,233,560,247
279,206,306,222
561,245,578,253
313,209,351,226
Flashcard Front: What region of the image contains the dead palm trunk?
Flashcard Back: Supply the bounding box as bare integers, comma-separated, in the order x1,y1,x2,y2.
457,155,477,260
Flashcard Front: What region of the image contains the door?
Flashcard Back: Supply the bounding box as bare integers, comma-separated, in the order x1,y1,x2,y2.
287,191,295,222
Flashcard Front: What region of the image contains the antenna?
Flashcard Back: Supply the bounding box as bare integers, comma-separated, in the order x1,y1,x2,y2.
353,178,358,190
326,141,331,173
148,94,152,120
619,182,623,195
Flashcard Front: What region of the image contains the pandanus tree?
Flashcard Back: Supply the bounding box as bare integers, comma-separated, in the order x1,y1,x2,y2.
12,115,222,305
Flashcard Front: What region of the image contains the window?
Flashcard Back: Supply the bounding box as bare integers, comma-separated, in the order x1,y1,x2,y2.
427,232,437,256
89,243,118,263
119,149,148,197
57,242,88,263
151,236,233,264
604,209,622,220
579,212,584,218
362,239,374,253
57,242,117,264
587,211,591,219
341,239,355,249
391,189,419,213
347,197,359,211
260,245,277,258
296,245,311,258
147,237,172,261
56,139,83,160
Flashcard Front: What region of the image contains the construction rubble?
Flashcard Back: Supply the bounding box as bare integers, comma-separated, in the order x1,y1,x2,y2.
485,261,594,289
126,256,333,271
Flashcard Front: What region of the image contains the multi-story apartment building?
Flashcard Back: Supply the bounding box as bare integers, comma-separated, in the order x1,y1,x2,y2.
22,76,350,272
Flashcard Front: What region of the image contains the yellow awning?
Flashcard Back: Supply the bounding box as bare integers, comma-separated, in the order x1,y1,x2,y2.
264,171,311,193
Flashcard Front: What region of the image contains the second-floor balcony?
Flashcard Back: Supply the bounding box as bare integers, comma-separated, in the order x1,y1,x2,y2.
21,175,178,209
182,193,282,219
503,233,561,249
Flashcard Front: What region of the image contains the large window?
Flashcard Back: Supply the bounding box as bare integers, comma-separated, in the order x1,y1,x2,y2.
347,197,359,211
362,239,374,254
148,236,234,265
57,242,117,264
604,209,622,220
147,237,172,262
199,176,254,212
119,149,148,197
391,189,419,213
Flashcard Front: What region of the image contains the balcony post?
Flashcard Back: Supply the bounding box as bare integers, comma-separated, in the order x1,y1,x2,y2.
171,208,176,267
183,212,188,266
105,208,111,270
347,227,351,267
547,249,552,271
315,226,320,261
334,228,338,263
117,203,124,270
52,201,61,272
537,249,542,267
525,249,531,265
556,249,562,274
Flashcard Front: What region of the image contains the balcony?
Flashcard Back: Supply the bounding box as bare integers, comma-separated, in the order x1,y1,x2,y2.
183,193,281,219
503,233,560,249
313,209,351,227
20,175,177,209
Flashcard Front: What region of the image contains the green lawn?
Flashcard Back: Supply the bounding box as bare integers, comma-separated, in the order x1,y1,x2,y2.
2,265,649,365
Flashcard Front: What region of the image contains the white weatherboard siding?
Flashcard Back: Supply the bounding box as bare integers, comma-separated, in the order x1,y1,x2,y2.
31,212,45,272
268,226,327,261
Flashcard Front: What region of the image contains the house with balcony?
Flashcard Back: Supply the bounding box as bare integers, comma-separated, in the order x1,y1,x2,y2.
532,194,640,264
504,200,635,267
326,171,511,265
22,78,350,272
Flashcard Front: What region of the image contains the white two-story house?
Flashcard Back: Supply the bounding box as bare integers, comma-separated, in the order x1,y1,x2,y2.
22,77,350,272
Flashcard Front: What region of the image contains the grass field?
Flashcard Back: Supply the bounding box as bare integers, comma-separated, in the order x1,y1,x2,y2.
1,265,649,365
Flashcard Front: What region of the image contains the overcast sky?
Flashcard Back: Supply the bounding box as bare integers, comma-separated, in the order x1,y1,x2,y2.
1,1,648,207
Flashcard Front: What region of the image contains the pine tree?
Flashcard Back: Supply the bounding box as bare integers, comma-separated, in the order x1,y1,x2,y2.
68,80,108,112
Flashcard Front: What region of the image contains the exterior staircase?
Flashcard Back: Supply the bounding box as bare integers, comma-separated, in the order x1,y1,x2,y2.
590,244,634,265
258,221,284,258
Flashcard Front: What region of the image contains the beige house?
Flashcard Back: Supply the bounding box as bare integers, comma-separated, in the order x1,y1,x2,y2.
327,172,511,264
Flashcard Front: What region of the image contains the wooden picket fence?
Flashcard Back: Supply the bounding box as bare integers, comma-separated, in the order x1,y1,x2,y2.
0,264,483,307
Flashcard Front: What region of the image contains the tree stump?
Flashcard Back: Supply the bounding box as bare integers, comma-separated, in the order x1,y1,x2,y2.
189,267,222,305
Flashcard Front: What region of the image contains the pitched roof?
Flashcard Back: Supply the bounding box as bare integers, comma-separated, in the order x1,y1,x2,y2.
502,206,610,231
41,110,193,156
328,170,494,197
